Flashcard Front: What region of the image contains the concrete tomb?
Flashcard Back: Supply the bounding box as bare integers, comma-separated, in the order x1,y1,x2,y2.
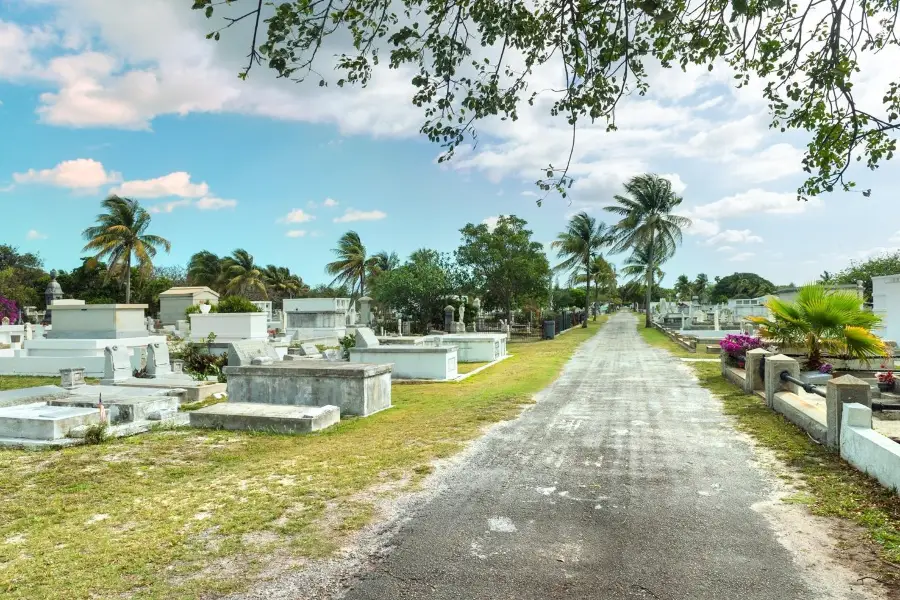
283,298,350,344
423,333,507,363
189,402,340,434
349,329,458,380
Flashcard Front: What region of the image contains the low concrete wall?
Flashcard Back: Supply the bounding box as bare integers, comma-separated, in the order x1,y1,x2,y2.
652,323,696,353
772,391,828,444
423,334,506,362
841,403,900,493
723,366,746,389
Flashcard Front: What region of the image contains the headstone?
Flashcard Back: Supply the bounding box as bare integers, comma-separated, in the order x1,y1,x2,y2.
397,318,402,334
402,321,411,336
146,342,172,377
102,345,131,384
323,349,341,361
251,356,274,365
713,309,720,331
355,327,380,349
172,359,184,374
299,343,322,357
444,305,455,332
60,367,86,389
458,304,465,323
145,316,155,332
23,323,33,340
359,296,373,325
227,339,281,367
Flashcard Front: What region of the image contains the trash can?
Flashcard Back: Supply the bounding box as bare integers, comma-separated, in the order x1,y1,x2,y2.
543,319,556,340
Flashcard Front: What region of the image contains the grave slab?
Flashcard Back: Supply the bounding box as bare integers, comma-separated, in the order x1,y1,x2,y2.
0,402,101,440
189,402,339,433
355,327,380,348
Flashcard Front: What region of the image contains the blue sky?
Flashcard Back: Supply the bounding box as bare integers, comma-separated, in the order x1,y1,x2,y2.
2,0,899,288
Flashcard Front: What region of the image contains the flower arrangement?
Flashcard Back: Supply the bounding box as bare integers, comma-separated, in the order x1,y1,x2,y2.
0,295,17,323
818,363,834,374
719,334,764,367
877,371,895,385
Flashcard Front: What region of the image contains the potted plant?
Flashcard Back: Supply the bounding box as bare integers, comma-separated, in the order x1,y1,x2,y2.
199,300,212,314
877,371,896,393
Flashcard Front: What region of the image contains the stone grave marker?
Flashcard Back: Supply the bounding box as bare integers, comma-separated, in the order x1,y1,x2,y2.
355,327,380,349
323,349,342,361
299,342,322,357
102,345,131,384
60,367,86,389
227,339,280,367
146,341,172,377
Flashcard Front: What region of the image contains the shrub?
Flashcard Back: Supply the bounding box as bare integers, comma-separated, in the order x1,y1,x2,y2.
719,334,763,361
0,295,17,323
132,367,151,378
182,332,228,382
818,363,834,374
216,296,261,314
339,334,355,359
185,301,218,319
83,422,108,445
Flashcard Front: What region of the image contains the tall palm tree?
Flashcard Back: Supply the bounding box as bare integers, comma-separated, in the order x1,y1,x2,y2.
749,285,886,370
326,231,374,297
187,250,224,291
369,251,399,277
573,255,616,318
621,242,667,298
551,212,613,327
82,195,171,303
262,265,307,299
604,174,691,327
221,249,267,298
674,275,692,301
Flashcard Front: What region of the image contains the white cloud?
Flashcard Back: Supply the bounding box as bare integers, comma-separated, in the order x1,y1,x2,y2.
482,216,501,232
286,230,307,238
716,246,735,253
26,229,47,240
195,196,236,210
323,197,339,207
0,183,14,193
111,171,208,198
729,252,756,262
687,189,822,220
334,208,387,223
725,144,805,183
685,218,720,237
279,208,315,223
704,229,764,245
148,199,191,213
13,158,121,190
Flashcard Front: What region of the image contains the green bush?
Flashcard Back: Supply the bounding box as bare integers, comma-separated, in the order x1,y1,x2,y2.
83,422,108,445
182,332,228,382
185,301,217,319
216,296,262,314
339,334,356,359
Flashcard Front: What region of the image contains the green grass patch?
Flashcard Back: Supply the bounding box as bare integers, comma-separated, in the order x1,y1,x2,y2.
636,323,697,358
457,361,490,375
647,329,900,570
0,375,99,391
179,395,228,412
0,317,606,600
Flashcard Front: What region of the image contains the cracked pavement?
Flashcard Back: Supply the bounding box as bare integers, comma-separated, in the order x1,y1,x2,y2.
338,312,863,599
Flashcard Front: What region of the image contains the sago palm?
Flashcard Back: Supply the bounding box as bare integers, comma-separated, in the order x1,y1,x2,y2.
82,195,171,303
748,284,886,370
326,231,374,297
221,249,267,298
604,174,691,327
551,212,612,327
187,250,224,291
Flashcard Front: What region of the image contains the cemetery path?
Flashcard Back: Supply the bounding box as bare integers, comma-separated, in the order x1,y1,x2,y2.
338,312,874,600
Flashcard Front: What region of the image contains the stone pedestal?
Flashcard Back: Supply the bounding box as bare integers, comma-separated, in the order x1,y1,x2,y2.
826,375,871,449
59,367,86,389
744,348,771,394
764,354,799,409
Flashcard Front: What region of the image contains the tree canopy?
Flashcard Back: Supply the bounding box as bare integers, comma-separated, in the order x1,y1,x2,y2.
834,250,900,301
710,272,777,302
370,248,457,332
193,0,899,200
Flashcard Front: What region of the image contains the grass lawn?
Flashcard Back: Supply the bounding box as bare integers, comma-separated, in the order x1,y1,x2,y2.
0,317,606,600
636,322,698,358
0,375,100,391
457,361,490,375
647,327,900,577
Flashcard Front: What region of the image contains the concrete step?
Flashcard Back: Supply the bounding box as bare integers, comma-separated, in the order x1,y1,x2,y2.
189,403,340,434
0,402,101,440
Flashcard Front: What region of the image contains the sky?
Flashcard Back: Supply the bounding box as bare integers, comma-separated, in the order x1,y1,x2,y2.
1,0,899,288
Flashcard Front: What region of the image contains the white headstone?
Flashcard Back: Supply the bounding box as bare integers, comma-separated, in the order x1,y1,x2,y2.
23,323,33,340
103,345,131,383
355,327,380,348
299,343,322,357
323,348,342,361
227,339,280,366
147,342,172,377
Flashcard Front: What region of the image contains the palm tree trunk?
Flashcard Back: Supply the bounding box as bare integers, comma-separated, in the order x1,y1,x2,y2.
645,233,655,328
125,251,132,304
582,256,590,328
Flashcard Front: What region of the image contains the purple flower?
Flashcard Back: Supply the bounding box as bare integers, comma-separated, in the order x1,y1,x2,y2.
0,296,17,324
719,333,763,359
818,363,834,374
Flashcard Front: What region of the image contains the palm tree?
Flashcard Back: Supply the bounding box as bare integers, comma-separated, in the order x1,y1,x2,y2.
573,255,616,318
82,195,171,303
621,243,667,301
748,285,886,370
326,231,373,297
187,250,224,291
369,251,399,277
674,275,692,301
263,265,307,300
694,273,709,302
604,174,691,327
551,212,613,327
221,249,267,298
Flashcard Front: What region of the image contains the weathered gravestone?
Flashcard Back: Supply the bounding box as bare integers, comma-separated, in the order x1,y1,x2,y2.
355,327,380,349
299,342,322,357
102,345,131,384
227,339,280,367
1,317,9,326
323,349,342,361
146,342,172,377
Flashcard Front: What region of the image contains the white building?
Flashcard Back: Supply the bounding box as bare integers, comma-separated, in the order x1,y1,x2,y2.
158,287,219,325
283,298,350,343
872,274,900,343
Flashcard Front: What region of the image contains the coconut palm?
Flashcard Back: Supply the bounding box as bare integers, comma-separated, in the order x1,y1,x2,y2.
263,265,307,299
326,231,374,297
572,255,616,318
621,242,667,296
369,251,399,276
748,285,887,370
187,250,224,291
674,275,692,301
604,174,691,327
551,212,613,327
82,195,171,303
221,249,267,298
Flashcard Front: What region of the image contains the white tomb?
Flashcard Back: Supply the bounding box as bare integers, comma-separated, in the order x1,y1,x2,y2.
349,327,458,380
0,304,166,376
873,274,900,345
283,298,350,344
423,333,507,362
189,311,268,343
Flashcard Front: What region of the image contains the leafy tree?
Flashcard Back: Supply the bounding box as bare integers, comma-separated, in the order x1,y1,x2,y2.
571,255,616,317
674,275,692,301
605,174,689,327
306,283,352,298
834,250,900,302
54,258,122,305
749,285,887,370
371,249,456,332
551,212,612,327
81,196,171,303
326,231,375,297
221,249,268,298
187,250,225,291
0,246,45,309
262,265,307,305
710,272,777,302
457,215,551,321
192,0,899,199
